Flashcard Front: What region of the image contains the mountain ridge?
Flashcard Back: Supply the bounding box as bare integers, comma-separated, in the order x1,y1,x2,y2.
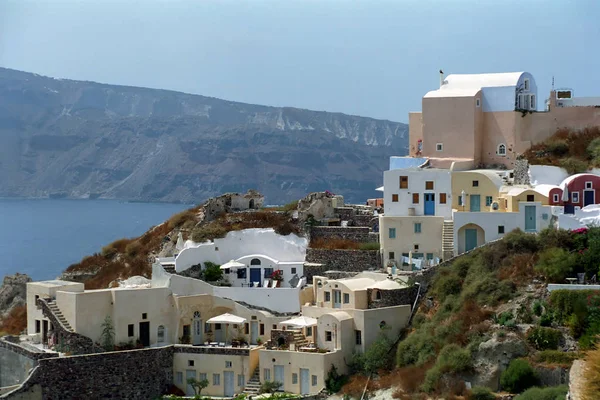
0,67,408,203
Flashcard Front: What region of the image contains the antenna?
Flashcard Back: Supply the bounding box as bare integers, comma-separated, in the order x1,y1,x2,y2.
552,75,555,91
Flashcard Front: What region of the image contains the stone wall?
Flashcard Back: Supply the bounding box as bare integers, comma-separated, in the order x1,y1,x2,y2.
514,159,530,185
535,365,570,387
304,249,381,281
367,286,419,309
309,226,372,243
4,347,174,400
334,207,375,227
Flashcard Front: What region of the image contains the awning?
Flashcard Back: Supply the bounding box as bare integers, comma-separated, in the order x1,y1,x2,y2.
220,260,246,270
206,313,247,324
279,316,318,327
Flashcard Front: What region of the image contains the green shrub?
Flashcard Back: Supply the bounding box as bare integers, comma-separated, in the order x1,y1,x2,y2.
260,380,282,394
502,229,539,254
420,365,442,393
532,300,543,317
411,313,428,329
397,330,436,367
539,313,553,327
362,333,394,373
202,262,223,282
325,365,347,394
500,359,538,393
538,228,574,251
358,242,379,251
587,137,600,159
534,247,576,283
432,271,462,302
514,385,568,400
497,311,513,326
547,140,569,156
468,386,496,400
560,157,588,174
534,350,578,366
526,327,562,350
435,343,472,373
191,223,228,243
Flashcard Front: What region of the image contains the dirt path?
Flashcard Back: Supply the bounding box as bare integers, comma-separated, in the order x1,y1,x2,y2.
569,359,586,400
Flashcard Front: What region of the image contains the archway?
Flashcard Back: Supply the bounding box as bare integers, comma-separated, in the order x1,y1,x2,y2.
457,223,485,254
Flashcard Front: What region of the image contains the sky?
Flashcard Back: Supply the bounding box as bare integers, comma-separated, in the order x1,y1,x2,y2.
1,0,599,122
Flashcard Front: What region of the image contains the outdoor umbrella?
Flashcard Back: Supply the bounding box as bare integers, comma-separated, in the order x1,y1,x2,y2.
220,260,246,270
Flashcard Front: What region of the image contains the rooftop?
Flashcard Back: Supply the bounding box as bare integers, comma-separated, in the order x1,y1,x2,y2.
425,72,525,98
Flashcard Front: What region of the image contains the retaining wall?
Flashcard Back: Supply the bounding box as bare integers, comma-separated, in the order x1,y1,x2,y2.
309,226,372,243
304,249,380,281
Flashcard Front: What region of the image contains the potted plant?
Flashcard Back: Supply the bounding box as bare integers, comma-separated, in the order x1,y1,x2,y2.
271,270,284,287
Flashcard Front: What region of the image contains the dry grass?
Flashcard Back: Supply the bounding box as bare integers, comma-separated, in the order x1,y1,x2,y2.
340,375,376,399
498,253,537,286
523,126,600,168
0,305,27,335
390,364,431,393
582,345,600,400
309,237,361,250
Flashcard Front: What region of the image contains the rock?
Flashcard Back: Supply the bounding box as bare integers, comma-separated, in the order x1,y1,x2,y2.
0,273,31,318
468,332,528,390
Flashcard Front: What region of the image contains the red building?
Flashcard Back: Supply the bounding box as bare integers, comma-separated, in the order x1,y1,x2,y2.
548,173,600,214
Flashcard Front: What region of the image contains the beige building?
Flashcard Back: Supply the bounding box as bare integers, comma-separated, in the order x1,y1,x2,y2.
409,72,600,168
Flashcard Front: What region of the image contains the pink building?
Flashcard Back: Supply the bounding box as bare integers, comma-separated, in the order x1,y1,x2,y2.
409,72,600,168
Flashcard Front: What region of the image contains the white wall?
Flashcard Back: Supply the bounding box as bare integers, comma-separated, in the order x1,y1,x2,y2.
529,165,569,186
383,169,452,218
175,228,308,273
453,202,553,254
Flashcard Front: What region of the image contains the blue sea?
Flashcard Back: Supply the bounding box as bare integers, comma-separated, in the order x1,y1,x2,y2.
0,199,190,281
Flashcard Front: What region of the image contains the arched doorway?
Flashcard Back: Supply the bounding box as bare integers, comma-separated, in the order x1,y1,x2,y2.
250,258,261,286
192,311,203,345
249,199,255,209
457,223,485,254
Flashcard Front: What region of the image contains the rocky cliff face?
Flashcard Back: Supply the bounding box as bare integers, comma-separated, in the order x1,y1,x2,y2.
0,68,408,204
0,273,30,319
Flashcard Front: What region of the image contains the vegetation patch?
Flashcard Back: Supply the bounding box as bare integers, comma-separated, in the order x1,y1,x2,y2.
514,385,568,400
500,359,538,394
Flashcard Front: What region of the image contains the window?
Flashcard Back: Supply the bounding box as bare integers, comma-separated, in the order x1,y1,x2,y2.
497,144,506,156
425,181,434,190
400,176,408,189
343,293,350,304
486,196,493,206
325,291,331,302
379,321,387,329
260,324,265,335
375,290,382,300
264,369,271,381
157,325,165,343
458,196,463,206
476,98,481,107
263,268,273,278
250,258,261,265
237,268,247,279
586,182,593,189
142,313,147,320
291,267,296,274
388,228,396,239
498,226,505,234
472,180,479,187
128,324,134,337
205,322,211,333
355,330,362,345
213,373,220,386
35,320,40,333
292,373,298,384
306,326,312,336
245,323,249,334
436,143,443,151
225,361,232,368
188,360,194,367
272,324,277,330
553,194,559,202
389,251,395,260
238,374,245,387
176,371,183,384
426,253,434,260
572,192,580,203
326,331,332,341
215,323,222,330
414,244,419,251
440,193,447,204
543,213,549,220
392,194,399,202
530,94,536,110
199,373,207,382
412,193,419,204
527,194,534,202
414,223,422,233
312,375,318,386
524,78,530,91
183,324,190,338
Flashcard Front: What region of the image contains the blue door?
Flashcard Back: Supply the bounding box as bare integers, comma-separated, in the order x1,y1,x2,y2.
300,368,309,395
470,195,481,212
585,190,595,206
224,371,235,397
250,268,261,286
525,206,536,231
186,370,196,396
465,229,478,252
250,321,258,345
564,204,575,214
424,193,435,215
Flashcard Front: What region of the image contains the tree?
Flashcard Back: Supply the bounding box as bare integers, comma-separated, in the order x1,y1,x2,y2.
187,377,209,397
534,247,576,283
203,261,223,282
500,359,538,393
100,315,115,351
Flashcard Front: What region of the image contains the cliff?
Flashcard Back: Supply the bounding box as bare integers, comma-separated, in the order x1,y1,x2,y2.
0,68,408,204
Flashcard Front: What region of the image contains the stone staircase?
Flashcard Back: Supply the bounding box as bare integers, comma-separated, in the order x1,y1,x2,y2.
291,330,309,348
243,366,261,395
442,220,455,260
47,300,73,332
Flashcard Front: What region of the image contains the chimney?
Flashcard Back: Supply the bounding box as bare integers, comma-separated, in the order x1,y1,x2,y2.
439,69,445,88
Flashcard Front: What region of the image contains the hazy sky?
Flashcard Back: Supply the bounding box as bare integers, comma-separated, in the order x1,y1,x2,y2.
1,0,599,122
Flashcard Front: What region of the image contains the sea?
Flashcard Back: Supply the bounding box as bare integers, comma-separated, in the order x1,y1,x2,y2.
0,199,190,281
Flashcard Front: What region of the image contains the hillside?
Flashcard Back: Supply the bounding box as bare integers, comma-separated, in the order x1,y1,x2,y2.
0,68,408,204
336,228,600,399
